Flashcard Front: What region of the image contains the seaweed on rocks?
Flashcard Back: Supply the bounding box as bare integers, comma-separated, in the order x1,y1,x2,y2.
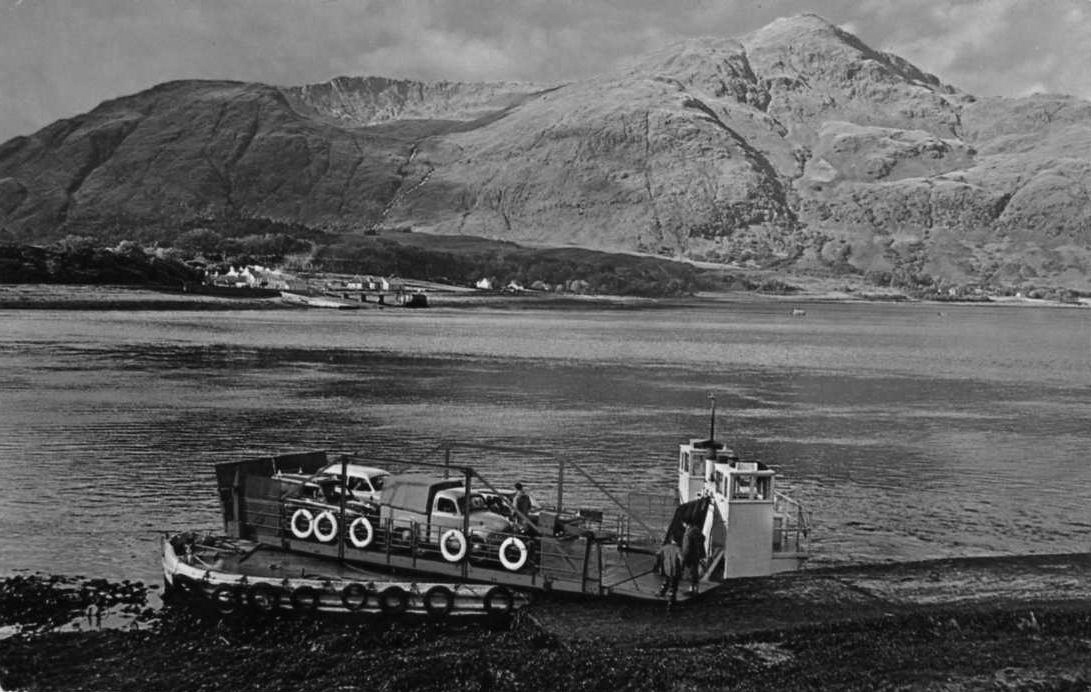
3,573,1091,690
0,574,153,634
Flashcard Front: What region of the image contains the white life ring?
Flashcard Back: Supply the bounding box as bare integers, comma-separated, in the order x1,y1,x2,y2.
348,516,374,549
289,508,314,540
498,536,528,571
439,529,468,563
313,510,339,543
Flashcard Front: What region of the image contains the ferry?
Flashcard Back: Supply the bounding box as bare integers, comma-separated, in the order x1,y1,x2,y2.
188,401,809,606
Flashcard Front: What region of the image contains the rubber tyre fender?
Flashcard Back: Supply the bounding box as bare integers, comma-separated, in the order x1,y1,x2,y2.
312,511,339,543
379,586,408,615
170,573,200,597
439,529,468,563
210,584,239,615
290,585,321,613
290,508,314,540
340,583,369,612
347,516,374,549
246,582,283,613
423,586,454,618
483,586,514,616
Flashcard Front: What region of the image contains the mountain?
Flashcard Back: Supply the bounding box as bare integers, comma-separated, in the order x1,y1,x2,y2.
2,13,1090,291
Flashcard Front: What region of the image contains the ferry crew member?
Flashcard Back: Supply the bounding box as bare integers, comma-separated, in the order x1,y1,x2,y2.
513,482,532,530
681,520,706,594
654,538,683,605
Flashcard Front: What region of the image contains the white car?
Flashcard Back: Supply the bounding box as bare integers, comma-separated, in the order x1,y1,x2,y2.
314,462,390,504
277,461,390,508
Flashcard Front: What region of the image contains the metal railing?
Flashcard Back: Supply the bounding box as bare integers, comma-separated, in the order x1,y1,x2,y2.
772,491,810,554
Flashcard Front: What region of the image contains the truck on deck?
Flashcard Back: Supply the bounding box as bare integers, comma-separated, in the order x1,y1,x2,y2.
378,473,513,561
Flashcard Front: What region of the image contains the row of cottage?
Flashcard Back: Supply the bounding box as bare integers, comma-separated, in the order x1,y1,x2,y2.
475,278,592,293
209,266,405,293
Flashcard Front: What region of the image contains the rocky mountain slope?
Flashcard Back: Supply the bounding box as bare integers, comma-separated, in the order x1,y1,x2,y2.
2,13,1089,290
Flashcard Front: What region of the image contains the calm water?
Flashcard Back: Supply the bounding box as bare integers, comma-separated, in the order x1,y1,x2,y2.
1,300,1089,586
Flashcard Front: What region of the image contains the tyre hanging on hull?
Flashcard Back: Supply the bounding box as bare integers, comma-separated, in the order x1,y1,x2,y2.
340,583,369,612
290,585,321,612
423,586,454,617
379,586,408,615
484,586,514,615
246,582,283,613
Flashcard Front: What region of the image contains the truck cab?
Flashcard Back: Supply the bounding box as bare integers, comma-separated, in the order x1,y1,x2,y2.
378,474,512,549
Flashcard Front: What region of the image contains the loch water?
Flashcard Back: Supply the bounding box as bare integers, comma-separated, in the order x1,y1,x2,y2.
1,300,1089,586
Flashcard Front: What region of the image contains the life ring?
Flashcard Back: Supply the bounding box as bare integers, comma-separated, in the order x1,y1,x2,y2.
439,529,468,563
498,536,529,571
348,517,373,549
483,586,514,615
246,583,282,612
423,586,454,618
312,511,339,543
210,584,239,615
340,583,369,612
290,508,314,540
290,585,321,612
379,586,408,615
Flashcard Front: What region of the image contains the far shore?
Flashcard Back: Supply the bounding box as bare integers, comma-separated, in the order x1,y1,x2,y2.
0,282,1087,311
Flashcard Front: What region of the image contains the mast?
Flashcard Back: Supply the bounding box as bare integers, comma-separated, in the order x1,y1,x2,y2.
707,392,718,460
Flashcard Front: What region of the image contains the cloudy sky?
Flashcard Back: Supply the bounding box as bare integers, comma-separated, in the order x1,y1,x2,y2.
1,0,1089,143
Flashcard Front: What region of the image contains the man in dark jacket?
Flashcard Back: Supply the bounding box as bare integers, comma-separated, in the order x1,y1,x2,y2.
654,538,683,605
681,520,706,594
513,482,532,531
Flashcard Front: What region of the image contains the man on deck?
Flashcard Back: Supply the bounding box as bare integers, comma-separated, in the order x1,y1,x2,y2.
681,519,706,595
654,537,683,606
513,482,532,531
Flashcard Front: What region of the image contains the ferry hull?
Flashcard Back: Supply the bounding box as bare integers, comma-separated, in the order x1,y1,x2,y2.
162,533,527,618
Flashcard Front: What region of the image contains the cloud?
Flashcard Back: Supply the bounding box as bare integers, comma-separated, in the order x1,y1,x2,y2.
1,0,1090,142
852,0,1091,97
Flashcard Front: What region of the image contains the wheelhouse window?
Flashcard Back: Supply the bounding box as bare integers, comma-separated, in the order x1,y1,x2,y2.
731,474,771,500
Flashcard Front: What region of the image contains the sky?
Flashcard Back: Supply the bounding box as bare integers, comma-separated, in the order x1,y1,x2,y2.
1,0,1090,143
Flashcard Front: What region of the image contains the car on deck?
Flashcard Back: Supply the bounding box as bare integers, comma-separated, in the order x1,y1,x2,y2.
275,460,390,510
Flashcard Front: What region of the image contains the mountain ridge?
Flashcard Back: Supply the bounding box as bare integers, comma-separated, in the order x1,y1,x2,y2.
2,13,1090,291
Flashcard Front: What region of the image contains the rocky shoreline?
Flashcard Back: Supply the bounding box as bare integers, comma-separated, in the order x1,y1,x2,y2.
3,554,1088,690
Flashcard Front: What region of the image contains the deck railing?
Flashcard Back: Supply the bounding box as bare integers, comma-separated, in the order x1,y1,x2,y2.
772,491,810,554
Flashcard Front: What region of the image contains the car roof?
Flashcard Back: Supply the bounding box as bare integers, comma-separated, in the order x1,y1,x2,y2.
319,463,389,478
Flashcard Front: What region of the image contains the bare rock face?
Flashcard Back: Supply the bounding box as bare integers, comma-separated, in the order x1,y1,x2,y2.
1,13,1090,289
740,14,966,144
283,76,545,126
